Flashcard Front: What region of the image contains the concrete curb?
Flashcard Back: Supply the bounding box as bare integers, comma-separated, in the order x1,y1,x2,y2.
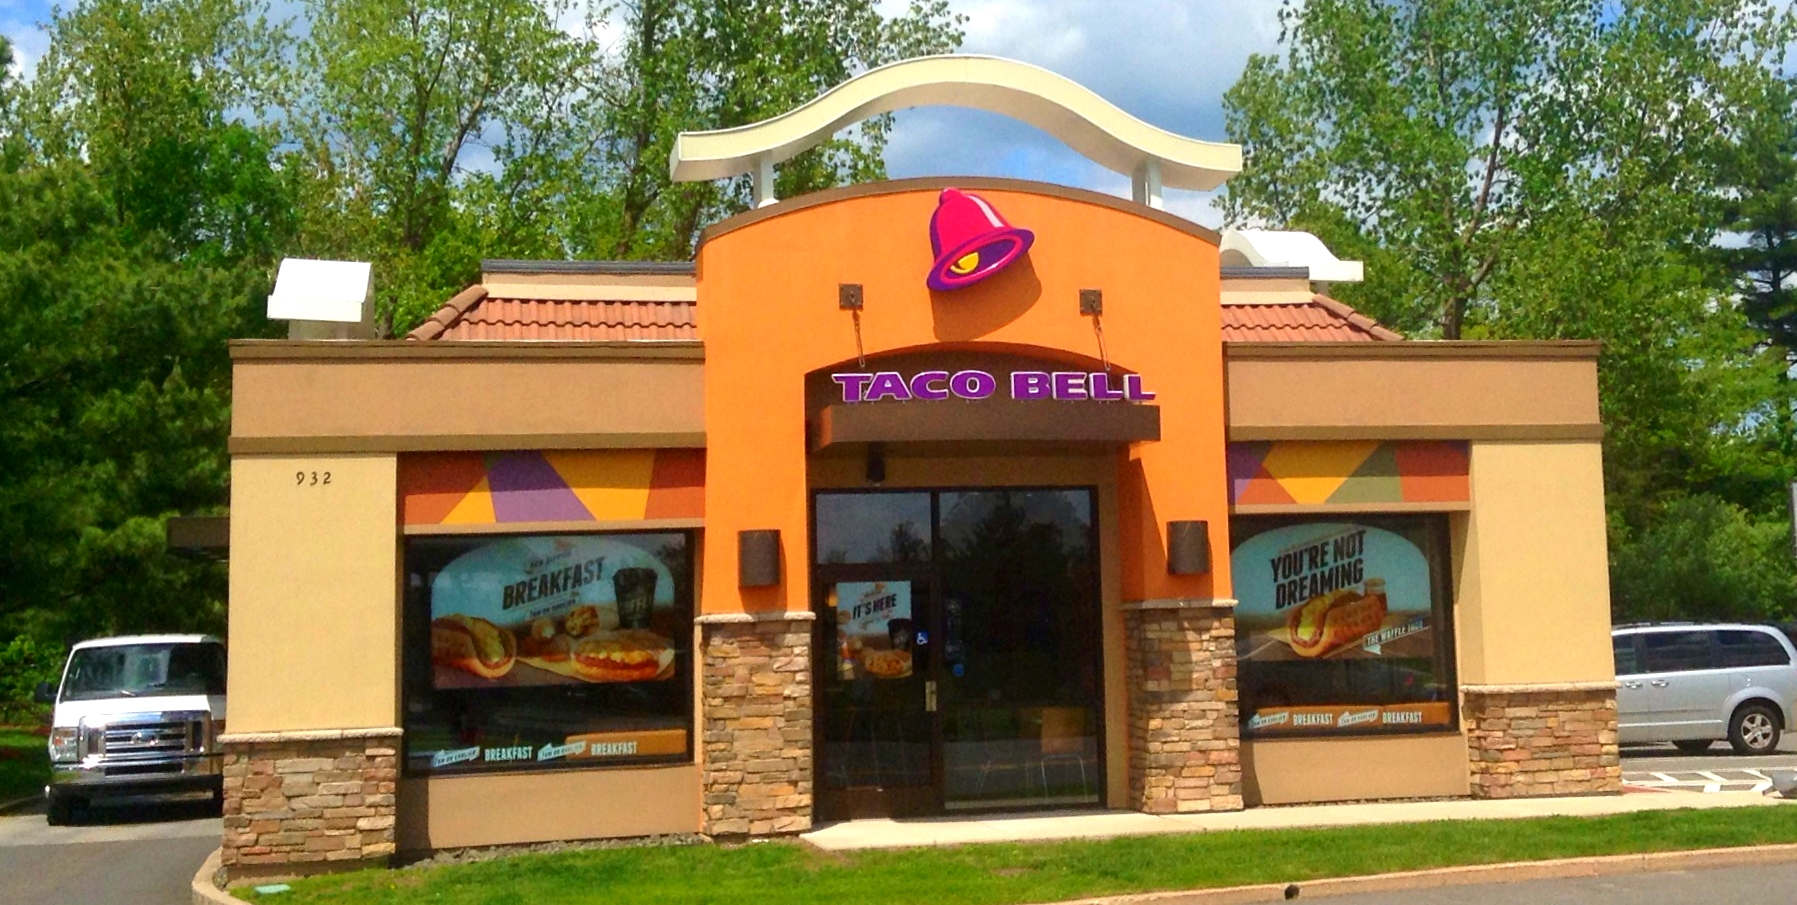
1034,843,1797,905
191,848,238,905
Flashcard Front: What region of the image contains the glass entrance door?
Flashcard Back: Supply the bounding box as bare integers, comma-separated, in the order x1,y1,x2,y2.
812,488,1103,821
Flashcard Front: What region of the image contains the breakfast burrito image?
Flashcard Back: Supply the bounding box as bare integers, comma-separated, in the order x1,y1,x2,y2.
1284,587,1388,658
432,614,518,679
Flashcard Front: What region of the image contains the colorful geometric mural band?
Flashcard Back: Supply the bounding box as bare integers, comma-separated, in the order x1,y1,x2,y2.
1227,441,1469,507
400,450,705,526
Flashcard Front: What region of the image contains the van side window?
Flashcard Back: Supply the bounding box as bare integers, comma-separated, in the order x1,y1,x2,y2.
1641,631,1715,673
1612,635,1641,675
1717,630,1791,668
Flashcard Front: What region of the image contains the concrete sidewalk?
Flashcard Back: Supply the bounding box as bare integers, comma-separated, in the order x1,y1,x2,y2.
802,789,1794,851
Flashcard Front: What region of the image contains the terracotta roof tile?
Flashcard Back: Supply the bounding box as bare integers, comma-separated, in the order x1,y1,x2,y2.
410,286,1396,344
1221,295,1401,342
407,291,698,342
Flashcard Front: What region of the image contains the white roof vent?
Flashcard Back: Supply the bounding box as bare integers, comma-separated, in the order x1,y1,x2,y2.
1219,230,1364,284
268,259,374,339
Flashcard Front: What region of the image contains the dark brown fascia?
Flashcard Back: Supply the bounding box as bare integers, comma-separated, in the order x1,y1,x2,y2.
229,339,706,361
1223,340,1602,360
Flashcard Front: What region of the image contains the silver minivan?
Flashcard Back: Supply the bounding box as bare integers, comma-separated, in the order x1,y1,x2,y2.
1612,623,1797,755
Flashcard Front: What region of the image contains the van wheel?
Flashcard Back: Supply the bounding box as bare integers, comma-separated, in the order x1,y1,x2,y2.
45,793,77,826
1728,703,1781,755
1672,739,1713,754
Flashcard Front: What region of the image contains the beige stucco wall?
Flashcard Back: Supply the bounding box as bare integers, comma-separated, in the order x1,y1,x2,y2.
808,452,1128,808
1455,441,1614,686
1242,733,1469,805
396,765,701,850
227,454,399,733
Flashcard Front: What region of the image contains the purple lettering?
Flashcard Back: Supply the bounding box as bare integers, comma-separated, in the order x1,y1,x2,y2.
833,373,873,403
1124,373,1155,401
949,370,997,400
866,371,911,402
1011,371,1051,400
1090,372,1125,400
910,370,950,401
1052,372,1088,400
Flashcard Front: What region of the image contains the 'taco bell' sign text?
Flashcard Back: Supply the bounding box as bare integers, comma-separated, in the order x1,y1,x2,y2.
832,370,1154,404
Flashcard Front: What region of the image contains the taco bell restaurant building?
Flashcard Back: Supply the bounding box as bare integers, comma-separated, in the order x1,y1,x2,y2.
216,59,1619,879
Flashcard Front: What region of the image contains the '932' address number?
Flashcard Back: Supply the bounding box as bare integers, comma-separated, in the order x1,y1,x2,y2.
296,471,333,486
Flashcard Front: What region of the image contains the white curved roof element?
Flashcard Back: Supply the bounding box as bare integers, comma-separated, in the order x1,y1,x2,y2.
668,55,1242,209
1220,229,1365,283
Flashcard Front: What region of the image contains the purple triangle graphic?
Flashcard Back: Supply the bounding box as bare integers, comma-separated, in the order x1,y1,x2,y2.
1226,442,1273,503
486,452,593,522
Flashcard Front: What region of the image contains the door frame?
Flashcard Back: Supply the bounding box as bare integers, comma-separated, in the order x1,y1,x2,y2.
808,485,1106,822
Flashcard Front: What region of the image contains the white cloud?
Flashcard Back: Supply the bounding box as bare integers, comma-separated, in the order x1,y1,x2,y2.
876,0,1284,228
1,0,55,81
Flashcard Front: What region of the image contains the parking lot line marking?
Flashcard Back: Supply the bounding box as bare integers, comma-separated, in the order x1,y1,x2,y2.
1697,771,1727,782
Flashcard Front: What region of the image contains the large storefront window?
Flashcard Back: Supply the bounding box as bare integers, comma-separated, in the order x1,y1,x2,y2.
401,532,694,774
1231,516,1456,735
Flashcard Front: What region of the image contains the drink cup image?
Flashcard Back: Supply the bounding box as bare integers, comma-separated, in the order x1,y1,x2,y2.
612,567,659,630
888,618,915,652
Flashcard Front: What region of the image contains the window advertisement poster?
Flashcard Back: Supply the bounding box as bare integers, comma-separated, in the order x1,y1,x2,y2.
1233,521,1452,733
831,581,915,680
429,534,681,689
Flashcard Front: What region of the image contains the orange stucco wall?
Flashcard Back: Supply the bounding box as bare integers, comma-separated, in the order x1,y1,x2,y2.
695,184,1230,615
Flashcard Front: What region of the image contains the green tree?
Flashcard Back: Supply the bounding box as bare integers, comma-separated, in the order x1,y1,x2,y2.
1222,0,1797,622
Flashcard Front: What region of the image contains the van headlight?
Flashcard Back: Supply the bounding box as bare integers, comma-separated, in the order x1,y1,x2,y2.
49,727,80,763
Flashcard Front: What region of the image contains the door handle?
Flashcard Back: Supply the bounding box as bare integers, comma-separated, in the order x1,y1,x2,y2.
1622,681,1643,689
924,680,937,713
1650,679,1669,687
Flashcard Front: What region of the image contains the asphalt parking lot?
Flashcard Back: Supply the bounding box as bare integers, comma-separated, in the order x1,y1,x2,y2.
1621,737,1797,792
0,798,220,905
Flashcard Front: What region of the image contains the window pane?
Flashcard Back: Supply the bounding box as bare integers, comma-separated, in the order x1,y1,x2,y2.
815,492,932,564
1641,631,1715,673
938,490,1100,808
1613,635,1641,675
1717,630,1791,668
402,532,694,774
1231,516,1455,734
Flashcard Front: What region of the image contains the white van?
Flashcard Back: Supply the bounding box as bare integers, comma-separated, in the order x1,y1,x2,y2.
1612,623,1797,755
34,635,228,824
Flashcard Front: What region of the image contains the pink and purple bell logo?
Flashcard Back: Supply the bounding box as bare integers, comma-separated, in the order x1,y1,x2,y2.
926,188,1034,291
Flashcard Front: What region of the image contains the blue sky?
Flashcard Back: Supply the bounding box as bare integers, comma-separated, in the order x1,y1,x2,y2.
1,0,1282,226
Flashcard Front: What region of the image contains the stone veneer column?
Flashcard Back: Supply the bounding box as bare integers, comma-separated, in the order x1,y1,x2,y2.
219,728,401,878
698,611,814,837
1124,601,1243,814
1463,684,1621,798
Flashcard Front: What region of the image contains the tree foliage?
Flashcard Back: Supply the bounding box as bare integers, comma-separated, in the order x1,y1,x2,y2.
1224,0,1797,623
0,0,961,707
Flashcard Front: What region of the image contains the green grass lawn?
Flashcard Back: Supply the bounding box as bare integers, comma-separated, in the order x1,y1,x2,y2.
0,728,48,804
246,805,1797,905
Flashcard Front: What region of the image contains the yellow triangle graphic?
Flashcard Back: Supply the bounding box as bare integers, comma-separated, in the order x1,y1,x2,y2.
1260,441,1381,504
442,476,496,524
546,450,655,520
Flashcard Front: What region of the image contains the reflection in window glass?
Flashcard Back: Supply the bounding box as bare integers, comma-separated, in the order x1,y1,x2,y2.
402,532,694,775
1613,635,1641,676
1641,631,1715,674
1717,631,1792,668
815,492,932,564
1231,516,1456,735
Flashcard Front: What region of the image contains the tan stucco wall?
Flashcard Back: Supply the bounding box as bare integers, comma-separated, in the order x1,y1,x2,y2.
809,452,1129,808
1455,441,1614,686
1226,345,1602,441
230,343,704,454
395,765,701,850
1242,733,1469,805
227,454,399,733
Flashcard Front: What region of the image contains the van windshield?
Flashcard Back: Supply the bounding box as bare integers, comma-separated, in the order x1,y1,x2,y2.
60,643,226,702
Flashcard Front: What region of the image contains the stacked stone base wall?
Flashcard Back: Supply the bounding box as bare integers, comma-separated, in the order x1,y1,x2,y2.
1125,603,1243,814
1464,686,1620,798
700,613,814,836
220,728,401,878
